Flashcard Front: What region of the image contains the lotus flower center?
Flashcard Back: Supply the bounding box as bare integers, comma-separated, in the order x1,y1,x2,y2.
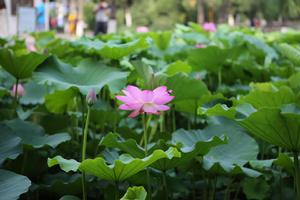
144,102,155,107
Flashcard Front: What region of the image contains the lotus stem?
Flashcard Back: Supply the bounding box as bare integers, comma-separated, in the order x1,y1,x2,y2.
218,68,222,88
159,112,165,133
81,106,91,200
115,181,120,200
293,151,300,200
14,78,19,105
143,114,152,200
162,170,169,200
172,107,176,132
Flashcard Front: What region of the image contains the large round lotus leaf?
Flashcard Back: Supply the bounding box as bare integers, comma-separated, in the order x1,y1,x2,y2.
239,104,300,151
0,48,47,79
48,148,180,181
71,38,148,59
0,169,31,200
100,132,226,170
0,124,22,164
240,86,296,109
197,118,260,177
5,119,71,148
34,56,129,94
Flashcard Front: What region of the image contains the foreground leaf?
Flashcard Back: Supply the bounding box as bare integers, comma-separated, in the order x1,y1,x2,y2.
79,148,180,181
0,169,31,200
101,132,226,170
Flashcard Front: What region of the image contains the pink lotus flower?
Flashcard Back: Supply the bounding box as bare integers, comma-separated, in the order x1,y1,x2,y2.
203,22,216,32
25,37,37,52
116,85,174,118
136,26,149,33
86,89,97,105
11,84,25,97
195,43,206,48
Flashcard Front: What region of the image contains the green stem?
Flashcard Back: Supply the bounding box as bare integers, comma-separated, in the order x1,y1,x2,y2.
115,181,120,200
13,78,19,117
224,179,233,200
293,151,300,200
143,114,151,200
209,177,217,200
81,106,91,200
162,171,168,200
194,100,198,128
14,78,19,104
159,112,165,133
172,108,176,132
218,68,222,88
80,94,86,138
148,116,158,143
233,183,241,200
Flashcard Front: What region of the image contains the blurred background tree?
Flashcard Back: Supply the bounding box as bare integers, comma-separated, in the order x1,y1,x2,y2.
83,0,300,31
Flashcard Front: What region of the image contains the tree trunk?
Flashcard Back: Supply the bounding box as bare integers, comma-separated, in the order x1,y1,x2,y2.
111,0,116,19
197,0,204,24
124,0,132,27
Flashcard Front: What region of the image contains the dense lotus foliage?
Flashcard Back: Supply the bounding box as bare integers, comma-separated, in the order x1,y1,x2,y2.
1,24,300,200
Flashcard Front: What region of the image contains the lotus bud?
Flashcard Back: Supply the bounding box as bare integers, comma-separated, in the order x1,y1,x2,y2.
11,84,25,98
86,89,97,105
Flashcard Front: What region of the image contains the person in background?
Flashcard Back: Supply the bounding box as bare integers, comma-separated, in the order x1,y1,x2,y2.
36,0,45,31
94,0,110,35
68,11,77,35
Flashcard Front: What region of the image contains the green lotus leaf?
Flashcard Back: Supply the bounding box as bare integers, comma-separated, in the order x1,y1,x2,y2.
121,186,147,200
5,119,71,148
199,118,260,177
98,38,148,59
240,86,296,109
243,35,278,61
41,173,82,196
34,56,129,94
277,43,300,65
164,61,192,76
100,133,145,158
19,81,48,105
242,177,270,200
72,38,148,59
149,31,172,50
79,148,180,181
0,48,47,79
101,132,225,170
48,156,80,172
59,196,81,200
165,73,209,103
45,87,79,114
0,124,22,164
249,153,295,175
0,169,31,200
187,46,228,72
238,104,300,151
